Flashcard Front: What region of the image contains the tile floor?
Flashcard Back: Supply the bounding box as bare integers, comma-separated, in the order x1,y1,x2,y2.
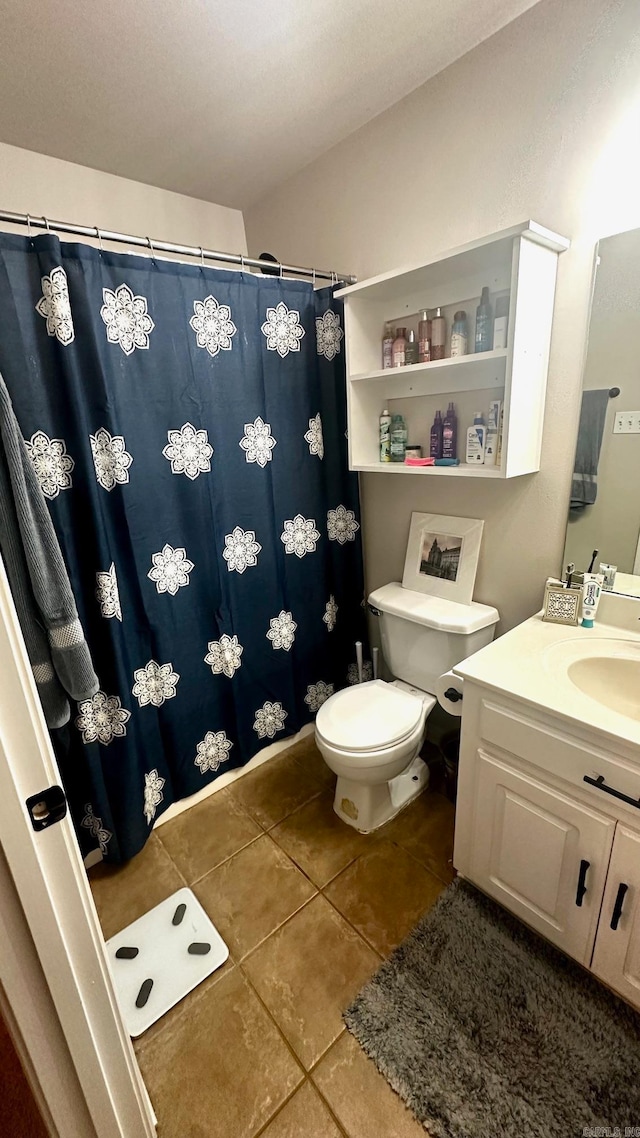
89,735,455,1138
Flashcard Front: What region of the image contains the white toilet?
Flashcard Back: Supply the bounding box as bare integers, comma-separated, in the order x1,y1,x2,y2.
315,582,499,832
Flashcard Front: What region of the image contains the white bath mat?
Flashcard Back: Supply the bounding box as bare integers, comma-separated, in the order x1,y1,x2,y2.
106,887,229,1037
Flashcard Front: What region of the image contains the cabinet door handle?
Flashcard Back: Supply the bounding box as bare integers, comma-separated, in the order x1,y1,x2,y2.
610,883,629,931
583,773,640,810
575,859,590,907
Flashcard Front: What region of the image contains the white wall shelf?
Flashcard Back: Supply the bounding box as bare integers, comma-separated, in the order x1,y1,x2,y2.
337,220,569,479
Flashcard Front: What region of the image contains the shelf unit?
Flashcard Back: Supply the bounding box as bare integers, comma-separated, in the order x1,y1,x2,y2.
336,221,569,479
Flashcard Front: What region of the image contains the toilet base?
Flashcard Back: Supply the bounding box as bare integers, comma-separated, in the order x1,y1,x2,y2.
333,756,430,833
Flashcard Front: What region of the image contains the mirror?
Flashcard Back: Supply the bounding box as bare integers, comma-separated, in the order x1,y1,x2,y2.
564,228,640,598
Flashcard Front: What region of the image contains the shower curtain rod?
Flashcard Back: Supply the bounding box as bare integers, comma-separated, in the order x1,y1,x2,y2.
0,209,357,286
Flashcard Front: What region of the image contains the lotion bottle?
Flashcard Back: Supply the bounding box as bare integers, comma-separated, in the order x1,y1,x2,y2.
450,311,468,357
392,327,407,368
431,308,446,360
382,323,394,368
418,310,431,362
466,411,486,464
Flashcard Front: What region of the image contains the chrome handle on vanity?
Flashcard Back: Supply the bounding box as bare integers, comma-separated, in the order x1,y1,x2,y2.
610,883,629,931
583,774,640,810
575,859,590,907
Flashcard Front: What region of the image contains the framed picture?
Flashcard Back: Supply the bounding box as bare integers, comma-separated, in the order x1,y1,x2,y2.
402,513,484,605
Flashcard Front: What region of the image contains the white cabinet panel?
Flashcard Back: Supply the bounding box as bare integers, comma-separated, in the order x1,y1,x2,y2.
592,826,640,1006
470,751,615,963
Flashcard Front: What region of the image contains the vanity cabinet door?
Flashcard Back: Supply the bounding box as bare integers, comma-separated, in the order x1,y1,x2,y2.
470,751,615,963
592,826,640,1010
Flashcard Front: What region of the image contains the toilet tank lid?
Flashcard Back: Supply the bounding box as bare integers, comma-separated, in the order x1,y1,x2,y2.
368,582,499,634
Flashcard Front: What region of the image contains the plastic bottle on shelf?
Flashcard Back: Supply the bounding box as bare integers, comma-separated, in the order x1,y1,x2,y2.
379,408,392,463
405,329,419,366
431,308,446,360
450,311,468,357
382,323,394,368
418,310,431,362
475,287,493,353
390,414,408,462
392,327,407,368
442,402,458,459
430,410,443,459
493,296,509,350
466,410,486,464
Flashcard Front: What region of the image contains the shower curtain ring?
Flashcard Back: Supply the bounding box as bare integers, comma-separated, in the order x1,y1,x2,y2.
240,254,245,273
43,216,51,232
312,267,316,289
26,214,32,238
146,235,155,260
199,246,205,268
95,226,104,252
279,261,284,279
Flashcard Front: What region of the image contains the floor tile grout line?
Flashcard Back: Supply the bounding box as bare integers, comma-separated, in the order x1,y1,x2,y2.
238,960,309,1080
240,891,320,967
235,889,319,965
317,890,386,961
250,1079,309,1138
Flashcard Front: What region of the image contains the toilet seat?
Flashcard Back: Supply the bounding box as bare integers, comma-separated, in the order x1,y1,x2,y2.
315,679,425,753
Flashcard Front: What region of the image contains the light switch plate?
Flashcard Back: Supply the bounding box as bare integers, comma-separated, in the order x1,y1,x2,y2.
613,411,640,434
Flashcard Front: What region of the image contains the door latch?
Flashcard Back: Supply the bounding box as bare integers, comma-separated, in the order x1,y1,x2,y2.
26,786,67,832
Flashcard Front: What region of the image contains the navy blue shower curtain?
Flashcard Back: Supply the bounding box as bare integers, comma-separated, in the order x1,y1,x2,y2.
0,233,366,862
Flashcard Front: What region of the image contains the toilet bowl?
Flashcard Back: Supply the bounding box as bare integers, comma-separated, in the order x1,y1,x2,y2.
316,679,435,831
315,581,500,832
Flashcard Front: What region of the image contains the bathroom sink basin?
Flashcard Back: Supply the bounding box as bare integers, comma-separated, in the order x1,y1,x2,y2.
567,656,640,720
543,638,640,723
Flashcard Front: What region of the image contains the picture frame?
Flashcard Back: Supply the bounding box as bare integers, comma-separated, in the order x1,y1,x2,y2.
402,513,484,605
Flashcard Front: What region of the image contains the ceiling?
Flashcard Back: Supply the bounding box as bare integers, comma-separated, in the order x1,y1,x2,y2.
0,0,540,209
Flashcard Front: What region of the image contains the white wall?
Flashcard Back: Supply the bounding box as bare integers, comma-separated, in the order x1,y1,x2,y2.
246,0,640,631
0,141,246,258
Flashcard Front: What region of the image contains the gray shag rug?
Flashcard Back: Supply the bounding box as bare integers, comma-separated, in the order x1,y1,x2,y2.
345,878,640,1137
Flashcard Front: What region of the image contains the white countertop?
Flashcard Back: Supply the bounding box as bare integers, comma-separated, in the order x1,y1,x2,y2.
455,607,640,753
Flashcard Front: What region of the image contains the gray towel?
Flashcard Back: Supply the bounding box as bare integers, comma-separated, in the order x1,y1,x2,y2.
0,370,99,727
570,389,610,511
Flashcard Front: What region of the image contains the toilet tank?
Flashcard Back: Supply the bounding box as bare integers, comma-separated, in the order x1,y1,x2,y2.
368,582,499,694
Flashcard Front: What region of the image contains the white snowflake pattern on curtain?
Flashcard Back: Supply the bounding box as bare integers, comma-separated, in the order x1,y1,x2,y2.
189,295,237,356
95,563,122,621
194,730,233,774
35,266,75,345
147,544,194,595
75,691,131,745
143,769,165,823
348,660,373,685
100,284,154,355
162,423,213,479
239,417,276,467
90,428,133,491
280,515,320,558
266,611,297,651
327,504,360,544
204,634,243,679
323,595,338,631
25,431,74,499
132,660,180,708
304,414,324,459
315,310,343,361
81,804,112,854
304,681,334,712
253,702,288,739
222,527,262,573
261,301,305,358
